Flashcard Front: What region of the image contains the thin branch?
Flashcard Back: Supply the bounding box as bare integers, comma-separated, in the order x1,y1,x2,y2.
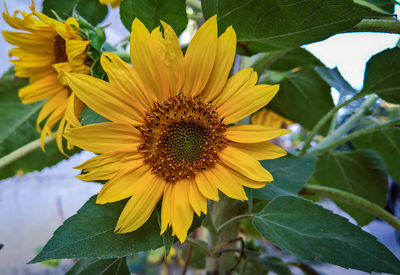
181,244,192,275
225,238,244,274
300,184,400,233
185,238,210,255
0,136,54,169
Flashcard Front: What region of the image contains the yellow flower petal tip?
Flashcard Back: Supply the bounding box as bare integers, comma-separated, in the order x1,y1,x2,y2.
67,16,287,242
2,4,90,153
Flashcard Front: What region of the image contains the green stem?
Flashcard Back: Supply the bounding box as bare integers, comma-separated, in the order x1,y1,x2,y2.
298,95,359,156
300,184,400,233
308,122,399,155
0,136,54,169
347,19,400,34
308,94,379,154
216,214,254,235
186,0,202,11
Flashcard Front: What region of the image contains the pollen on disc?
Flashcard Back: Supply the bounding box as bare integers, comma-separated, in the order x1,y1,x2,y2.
138,95,227,183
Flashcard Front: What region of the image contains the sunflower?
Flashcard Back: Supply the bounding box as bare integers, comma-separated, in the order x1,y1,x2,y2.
99,0,121,8
2,3,90,153
252,109,293,128
64,16,290,242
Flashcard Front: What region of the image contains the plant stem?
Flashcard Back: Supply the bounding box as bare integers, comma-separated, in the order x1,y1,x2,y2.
308,94,379,154
300,184,400,233
308,122,398,155
216,214,254,234
0,136,54,169
298,95,360,156
347,19,400,34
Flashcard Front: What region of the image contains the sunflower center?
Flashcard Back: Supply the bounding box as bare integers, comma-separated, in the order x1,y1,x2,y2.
54,35,68,63
138,95,227,183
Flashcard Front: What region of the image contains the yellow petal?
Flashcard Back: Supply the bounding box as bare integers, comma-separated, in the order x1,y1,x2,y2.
18,73,63,104
161,183,173,234
64,122,142,153
100,52,153,109
115,174,165,233
2,30,52,49
182,16,218,97
219,84,280,124
226,166,268,189
36,89,69,130
65,72,145,125
188,179,207,216
130,18,169,100
251,109,292,128
231,141,287,160
203,163,247,201
151,21,184,96
219,146,273,182
195,172,219,201
65,39,90,65
97,162,150,204
201,26,236,102
226,124,291,143
212,68,257,107
171,180,194,243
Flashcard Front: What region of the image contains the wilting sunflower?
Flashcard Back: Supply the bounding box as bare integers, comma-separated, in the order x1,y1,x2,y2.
64,16,289,242
99,0,121,8
252,108,293,128
2,3,90,153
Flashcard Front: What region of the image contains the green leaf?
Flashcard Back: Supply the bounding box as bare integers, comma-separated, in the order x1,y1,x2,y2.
66,258,130,275
182,241,208,269
253,156,316,200
43,0,108,25
315,66,357,95
202,0,384,53
79,107,110,125
265,67,334,135
0,69,76,180
267,47,323,71
313,150,388,226
361,47,400,103
352,128,400,183
31,196,164,262
76,0,108,26
253,196,400,274
42,0,80,19
354,0,395,14
120,0,188,36
247,255,292,275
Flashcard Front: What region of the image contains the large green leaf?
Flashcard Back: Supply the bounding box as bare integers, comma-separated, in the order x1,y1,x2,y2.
267,47,323,71
355,0,395,14
120,0,188,35
253,156,316,200
313,150,388,226
0,69,76,180
202,0,384,53
66,258,130,275
265,67,334,134
253,196,400,274
31,196,164,262
315,66,357,95
42,0,107,25
361,47,400,103
352,128,400,182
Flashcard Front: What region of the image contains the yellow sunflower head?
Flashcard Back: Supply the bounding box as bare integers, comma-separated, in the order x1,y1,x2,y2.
2,3,91,153
64,16,290,242
251,109,293,128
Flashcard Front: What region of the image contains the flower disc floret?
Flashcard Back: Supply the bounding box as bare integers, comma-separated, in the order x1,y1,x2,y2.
139,95,227,182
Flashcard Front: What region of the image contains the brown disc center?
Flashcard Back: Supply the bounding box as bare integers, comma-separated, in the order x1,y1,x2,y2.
138,95,227,183
54,35,68,63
